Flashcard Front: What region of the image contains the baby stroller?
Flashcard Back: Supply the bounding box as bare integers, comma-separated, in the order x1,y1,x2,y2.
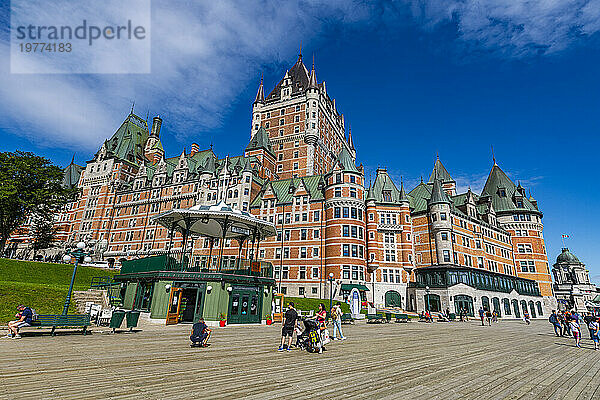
296,317,325,353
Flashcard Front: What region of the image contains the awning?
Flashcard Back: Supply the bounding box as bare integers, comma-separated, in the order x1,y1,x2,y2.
340,283,370,292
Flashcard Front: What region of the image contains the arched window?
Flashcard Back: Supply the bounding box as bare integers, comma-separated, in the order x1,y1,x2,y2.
385,291,402,308
512,299,521,318
520,300,528,315
536,301,543,316
424,293,441,312
529,300,537,318
481,296,490,311
503,298,511,315
492,297,501,317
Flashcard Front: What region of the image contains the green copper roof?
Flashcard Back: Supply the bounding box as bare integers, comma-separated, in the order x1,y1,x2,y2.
428,158,454,183
368,168,408,205
62,160,84,189
250,175,324,207
246,126,274,156
429,178,451,206
481,163,540,215
335,147,359,173
101,113,149,163
556,248,581,264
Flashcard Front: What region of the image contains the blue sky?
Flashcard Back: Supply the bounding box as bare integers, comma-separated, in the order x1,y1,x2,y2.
1,1,599,282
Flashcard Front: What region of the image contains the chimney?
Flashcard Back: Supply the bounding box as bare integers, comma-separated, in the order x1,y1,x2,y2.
190,143,200,156
151,115,162,137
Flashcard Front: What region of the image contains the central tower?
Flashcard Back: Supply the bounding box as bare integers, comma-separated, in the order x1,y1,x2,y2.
251,53,354,179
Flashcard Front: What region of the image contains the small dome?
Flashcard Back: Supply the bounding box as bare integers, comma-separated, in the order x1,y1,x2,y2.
556,248,581,264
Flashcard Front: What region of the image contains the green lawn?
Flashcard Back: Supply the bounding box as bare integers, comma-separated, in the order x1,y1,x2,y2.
0,258,116,323
284,297,350,314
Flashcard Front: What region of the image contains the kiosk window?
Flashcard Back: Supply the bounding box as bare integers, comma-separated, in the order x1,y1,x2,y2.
241,296,249,315
231,295,239,315
250,296,258,315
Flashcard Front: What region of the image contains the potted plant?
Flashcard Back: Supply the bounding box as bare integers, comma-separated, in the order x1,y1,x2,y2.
218,312,227,327
265,314,272,325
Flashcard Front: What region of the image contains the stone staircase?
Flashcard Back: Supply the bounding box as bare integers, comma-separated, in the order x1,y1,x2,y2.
73,289,110,313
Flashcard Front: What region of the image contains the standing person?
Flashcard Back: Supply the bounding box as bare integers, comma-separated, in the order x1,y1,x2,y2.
459,308,465,322
589,317,600,351
549,310,562,337
485,309,492,326
478,307,485,326
316,303,327,328
523,310,531,325
561,312,571,336
190,318,212,348
5,305,32,339
330,302,346,341
278,302,298,352
583,313,594,340
570,318,582,348
492,311,498,323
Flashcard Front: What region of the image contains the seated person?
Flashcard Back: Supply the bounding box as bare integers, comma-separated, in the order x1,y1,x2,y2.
190,318,211,347
6,305,32,339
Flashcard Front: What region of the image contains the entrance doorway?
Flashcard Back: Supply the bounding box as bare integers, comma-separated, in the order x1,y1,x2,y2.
424,293,441,312
228,287,261,324
385,291,402,308
454,295,474,316
166,284,206,325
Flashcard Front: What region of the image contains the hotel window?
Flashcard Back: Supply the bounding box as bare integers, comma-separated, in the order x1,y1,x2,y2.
383,190,392,202
294,151,299,158
382,269,388,282
279,129,284,136
312,287,318,294
358,227,364,239
295,141,300,147
477,257,484,268
313,247,319,257
302,213,308,221
280,118,285,125
283,248,290,258
265,122,270,128
281,109,285,115
441,232,448,241
350,188,357,198
343,226,349,237
395,270,402,283
284,230,290,241
351,226,358,238
312,267,319,278
313,229,320,238
299,266,306,279
443,250,451,263
343,244,350,257
351,245,358,257
343,207,349,218
432,213,437,222
334,207,341,218
528,261,535,272
301,229,307,240
369,232,374,239
336,173,342,183
296,105,301,112
352,266,359,280
282,266,289,279
277,165,283,172
351,208,357,219
293,162,299,170
440,212,447,220
298,287,305,295
335,188,342,197
278,154,283,161
520,261,528,272
314,210,320,221
369,213,374,221
343,266,350,279
295,214,300,222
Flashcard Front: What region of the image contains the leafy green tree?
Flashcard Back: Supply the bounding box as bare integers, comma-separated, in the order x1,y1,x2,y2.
0,151,74,255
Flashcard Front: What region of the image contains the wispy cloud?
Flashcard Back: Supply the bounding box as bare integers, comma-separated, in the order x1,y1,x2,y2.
2,0,599,153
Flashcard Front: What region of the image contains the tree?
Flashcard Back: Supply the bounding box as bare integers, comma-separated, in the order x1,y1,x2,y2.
0,151,74,255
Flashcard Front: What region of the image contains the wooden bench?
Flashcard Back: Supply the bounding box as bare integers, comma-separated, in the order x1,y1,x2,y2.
366,314,385,324
395,314,409,323
341,313,354,324
26,314,91,336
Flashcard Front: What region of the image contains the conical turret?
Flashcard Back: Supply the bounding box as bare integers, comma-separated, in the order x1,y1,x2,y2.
254,74,264,104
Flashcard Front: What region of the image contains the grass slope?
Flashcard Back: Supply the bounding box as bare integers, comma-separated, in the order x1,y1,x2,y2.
0,258,115,323
284,297,350,314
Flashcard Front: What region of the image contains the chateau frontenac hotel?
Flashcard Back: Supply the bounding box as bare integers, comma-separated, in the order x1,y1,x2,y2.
9,54,556,318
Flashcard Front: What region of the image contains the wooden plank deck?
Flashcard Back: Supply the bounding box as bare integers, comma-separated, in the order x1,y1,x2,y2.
2,319,600,399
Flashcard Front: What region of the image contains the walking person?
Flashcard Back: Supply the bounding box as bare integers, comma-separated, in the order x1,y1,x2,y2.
330,302,346,341
523,310,531,325
561,312,571,336
278,302,298,352
485,309,492,326
584,313,594,340
570,317,582,348
589,317,600,351
478,307,485,326
549,310,562,337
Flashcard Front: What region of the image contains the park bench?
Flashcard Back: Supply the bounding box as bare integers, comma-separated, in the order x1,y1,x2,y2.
26,314,91,336
395,314,409,323
366,314,385,324
341,313,354,324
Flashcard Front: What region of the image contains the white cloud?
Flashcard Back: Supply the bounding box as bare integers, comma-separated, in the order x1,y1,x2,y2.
1,0,599,153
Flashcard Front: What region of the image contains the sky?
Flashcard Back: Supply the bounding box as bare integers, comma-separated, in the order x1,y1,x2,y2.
1,0,600,283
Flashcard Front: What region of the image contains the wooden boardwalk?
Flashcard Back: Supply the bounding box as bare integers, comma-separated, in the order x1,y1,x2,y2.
2,318,600,399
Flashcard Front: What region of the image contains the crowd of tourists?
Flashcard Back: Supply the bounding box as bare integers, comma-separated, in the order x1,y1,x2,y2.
548,310,600,350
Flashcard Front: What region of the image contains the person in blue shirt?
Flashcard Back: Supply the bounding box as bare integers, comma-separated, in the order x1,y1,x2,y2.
5,305,32,339
190,318,211,348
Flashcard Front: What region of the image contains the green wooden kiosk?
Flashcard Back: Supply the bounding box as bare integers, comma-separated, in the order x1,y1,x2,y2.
114,202,277,326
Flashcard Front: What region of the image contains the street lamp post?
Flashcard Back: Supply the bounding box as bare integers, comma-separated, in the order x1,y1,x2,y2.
62,241,92,316
425,286,430,312
329,272,334,311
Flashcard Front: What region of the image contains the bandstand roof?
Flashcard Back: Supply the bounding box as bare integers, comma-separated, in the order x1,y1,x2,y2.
152,201,276,240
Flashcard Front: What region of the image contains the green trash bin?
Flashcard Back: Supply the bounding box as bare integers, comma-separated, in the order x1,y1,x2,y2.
126,310,140,332
109,310,126,333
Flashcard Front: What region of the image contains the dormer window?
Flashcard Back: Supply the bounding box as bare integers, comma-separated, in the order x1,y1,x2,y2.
383,190,391,202
516,200,524,208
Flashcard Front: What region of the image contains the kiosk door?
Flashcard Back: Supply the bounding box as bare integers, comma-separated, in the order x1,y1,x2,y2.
166,288,182,325
228,288,261,324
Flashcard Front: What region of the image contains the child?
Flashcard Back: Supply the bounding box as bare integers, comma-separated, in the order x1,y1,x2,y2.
589,318,599,351
570,318,582,348
523,311,531,325
190,318,212,348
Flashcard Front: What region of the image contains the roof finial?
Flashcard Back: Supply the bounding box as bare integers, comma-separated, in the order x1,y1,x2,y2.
71,154,75,165
491,145,496,165
130,101,135,114
420,175,423,183
436,151,439,161
299,40,303,60
210,142,213,151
